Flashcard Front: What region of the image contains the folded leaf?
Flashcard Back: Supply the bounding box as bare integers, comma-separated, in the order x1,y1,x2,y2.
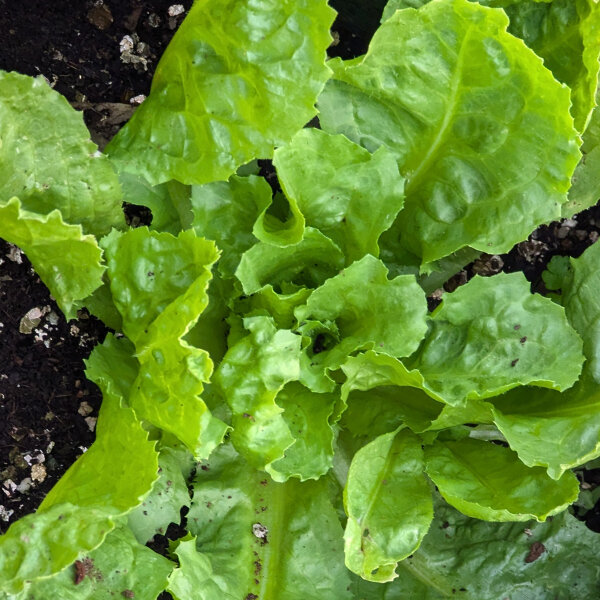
214,315,302,471
236,227,345,295
273,129,405,264
410,272,584,404
424,438,579,521
344,429,433,582
106,0,336,185
295,255,428,371
168,444,352,599
0,71,123,237
190,175,272,277
101,228,229,458
319,0,580,265
0,197,105,320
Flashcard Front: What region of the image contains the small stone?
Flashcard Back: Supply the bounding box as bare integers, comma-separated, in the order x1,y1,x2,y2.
16,478,32,494
147,13,161,27
129,94,146,105
85,417,97,432
0,505,14,522
6,245,23,263
120,35,135,54
557,226,570,239
31,464,46,483
19,307,45,334
168,4,185,16
78,401,94,416
590,231,599,243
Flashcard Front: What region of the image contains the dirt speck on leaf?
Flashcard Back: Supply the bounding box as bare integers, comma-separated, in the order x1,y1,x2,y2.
525,541,546,563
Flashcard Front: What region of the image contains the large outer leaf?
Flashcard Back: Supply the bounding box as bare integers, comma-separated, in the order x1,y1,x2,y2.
410,272,584,404
106,0,336,185
10,527,173,600
273,129,405,264
0,505,115,596
344,429,433,582
41,337,158,513
168,444,352,600
0,71,123,237
351,494,600,599
424,438,579,521
214,316,301,474
101,228,229,458
0,198,105,320
505,0,600,133
492,241,600,478
319,0,580,265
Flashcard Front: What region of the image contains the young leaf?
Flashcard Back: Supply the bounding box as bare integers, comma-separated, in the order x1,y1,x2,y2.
344,429,433,582
319,0,580,265
410,272,584,404
214,315,302,472
0,198,105,320
273,128,405,264
424,438,579,521
168,444,352,600
106,0,336,185
0,71,123,237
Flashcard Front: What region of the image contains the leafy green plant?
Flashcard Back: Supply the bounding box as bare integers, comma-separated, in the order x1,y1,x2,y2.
2,0,600,597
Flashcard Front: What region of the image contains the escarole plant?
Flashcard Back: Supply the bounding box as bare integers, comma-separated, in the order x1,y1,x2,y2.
2,0,600,597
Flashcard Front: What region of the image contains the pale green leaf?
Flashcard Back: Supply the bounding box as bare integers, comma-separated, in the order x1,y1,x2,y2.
319,0,580,265
12,527,173,600
344,429,433,582
0,71,123,237
168,444,352,600
106,0,336,185
424,438,579,521
273,128,405,264
410,272,584,404
0,198,105,320
214,316,301,472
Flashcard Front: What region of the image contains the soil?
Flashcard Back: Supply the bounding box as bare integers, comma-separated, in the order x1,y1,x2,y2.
1,0,600,576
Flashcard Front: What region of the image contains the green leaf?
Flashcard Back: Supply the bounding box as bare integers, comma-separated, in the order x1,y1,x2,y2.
269,382,338,481
504,0,600,133
410,272,584,404
424,438,579,521
118,172,191,235
168,444,352,600
0,505,116,595
101,228,229,458
214,316,301,473
273,129,405,264
351,494,600,599
40,339,158,514
492,241,600,477
106,0,336,185
319,0,580,265
344,429,433,582
0,71,123,237
295,255,428,371
235,227,345,295
11,526,173,600
127,447,193,544
0,198,105,320
190,175,272,277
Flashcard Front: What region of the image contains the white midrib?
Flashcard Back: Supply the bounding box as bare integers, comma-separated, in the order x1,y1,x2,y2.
404,23,474,198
